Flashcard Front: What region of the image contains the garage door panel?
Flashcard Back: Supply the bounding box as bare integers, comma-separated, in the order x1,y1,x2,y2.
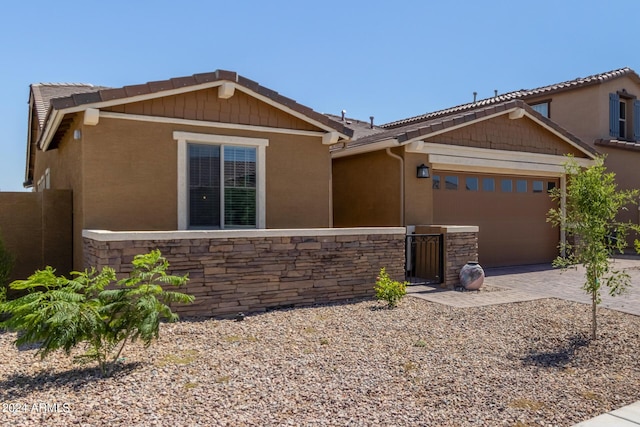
433,172,559,267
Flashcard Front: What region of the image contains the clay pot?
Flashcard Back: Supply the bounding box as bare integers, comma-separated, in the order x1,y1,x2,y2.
459,262,485,290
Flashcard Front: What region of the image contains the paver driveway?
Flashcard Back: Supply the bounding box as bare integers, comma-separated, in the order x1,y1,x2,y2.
408,257,640,316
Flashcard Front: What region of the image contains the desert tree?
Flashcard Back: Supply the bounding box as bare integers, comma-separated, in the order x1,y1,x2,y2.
547,156,640,340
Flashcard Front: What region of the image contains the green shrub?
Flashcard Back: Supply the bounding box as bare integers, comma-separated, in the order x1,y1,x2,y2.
0,250,194,377
374,267,407,308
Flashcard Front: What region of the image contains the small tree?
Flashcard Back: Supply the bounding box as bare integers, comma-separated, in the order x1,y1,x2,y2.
547,156,640,340
0,250,194,376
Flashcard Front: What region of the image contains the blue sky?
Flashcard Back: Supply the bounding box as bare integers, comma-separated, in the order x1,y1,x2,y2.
1,0,639,191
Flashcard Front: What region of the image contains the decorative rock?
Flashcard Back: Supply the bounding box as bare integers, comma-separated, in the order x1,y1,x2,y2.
459,261,485,290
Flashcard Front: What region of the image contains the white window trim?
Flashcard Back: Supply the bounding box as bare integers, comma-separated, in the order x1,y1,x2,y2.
173,131,268,230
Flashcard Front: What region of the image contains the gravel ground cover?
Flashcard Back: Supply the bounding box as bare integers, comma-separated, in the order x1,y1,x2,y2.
1,296,639,427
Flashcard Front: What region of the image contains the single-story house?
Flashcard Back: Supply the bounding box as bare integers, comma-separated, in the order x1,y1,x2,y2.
15,70,411,316
4,69,614,314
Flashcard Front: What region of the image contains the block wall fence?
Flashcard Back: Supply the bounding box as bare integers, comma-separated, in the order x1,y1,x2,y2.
83,228,406,317
0,190,72,283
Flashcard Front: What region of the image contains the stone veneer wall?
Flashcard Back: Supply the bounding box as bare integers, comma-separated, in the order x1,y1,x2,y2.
83,228,406,317
414,225,479,288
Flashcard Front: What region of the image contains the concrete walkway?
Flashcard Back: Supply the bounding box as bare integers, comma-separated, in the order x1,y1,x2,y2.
572,401,640,426
407,257,640,427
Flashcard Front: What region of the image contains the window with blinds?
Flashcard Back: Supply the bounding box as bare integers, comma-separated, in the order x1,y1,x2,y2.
188,143,257,228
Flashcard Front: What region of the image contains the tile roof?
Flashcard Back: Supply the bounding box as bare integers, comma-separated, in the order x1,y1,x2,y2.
31,83,111,128
595,139,640,152
339,99,597,156
382,67,640,129
324,113,386,140
39,70,353,138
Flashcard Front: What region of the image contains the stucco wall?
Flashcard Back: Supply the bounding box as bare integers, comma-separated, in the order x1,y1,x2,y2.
83,228,406,317
598,146,640,248
81,118,332,233
525,75,640,146
0,190,72,282
32,115,85,269
32,88,335,270
332,150,402,227
403,151,432,225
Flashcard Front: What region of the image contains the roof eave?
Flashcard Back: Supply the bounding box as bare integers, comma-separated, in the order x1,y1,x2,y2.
24,92,35,186
38,77,352,151
395,102,597,160
331,138,400,158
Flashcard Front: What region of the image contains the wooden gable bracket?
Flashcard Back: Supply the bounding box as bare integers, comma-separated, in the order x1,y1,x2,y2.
508,108,525,120
218,82,235,99
322,131,340,145
84,108,100,126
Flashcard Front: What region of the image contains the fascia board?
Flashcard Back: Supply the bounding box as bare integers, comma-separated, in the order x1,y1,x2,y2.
38,110,64,151
331,139,399,158
523,111,597,159
233,85,351,139
100,111,327,139
428,153,594,176
410,142,594,167
25,94,34,184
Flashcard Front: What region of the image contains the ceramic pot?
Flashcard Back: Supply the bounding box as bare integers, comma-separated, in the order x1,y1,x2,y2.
459,262,485,290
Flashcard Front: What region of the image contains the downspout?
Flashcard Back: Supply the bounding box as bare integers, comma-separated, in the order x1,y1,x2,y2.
385,148,404,226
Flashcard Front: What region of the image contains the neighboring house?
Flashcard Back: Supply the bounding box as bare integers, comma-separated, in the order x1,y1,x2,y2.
24,70,354,270
332,100,597,267
382,67,640,248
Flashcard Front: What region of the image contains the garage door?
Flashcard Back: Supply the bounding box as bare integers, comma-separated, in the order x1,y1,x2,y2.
433,171,560,268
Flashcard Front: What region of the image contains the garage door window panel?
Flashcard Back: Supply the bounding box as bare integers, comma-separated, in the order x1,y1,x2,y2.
445,176,458,190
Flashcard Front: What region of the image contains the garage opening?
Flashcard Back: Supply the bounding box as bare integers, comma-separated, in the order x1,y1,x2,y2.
433,171,560,268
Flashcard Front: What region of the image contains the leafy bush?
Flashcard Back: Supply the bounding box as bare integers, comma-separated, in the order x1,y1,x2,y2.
374,267,407,308
0,250,194,376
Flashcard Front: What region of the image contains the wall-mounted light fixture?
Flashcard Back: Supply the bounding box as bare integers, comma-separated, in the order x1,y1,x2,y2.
73,129,82,140
417,164,430,179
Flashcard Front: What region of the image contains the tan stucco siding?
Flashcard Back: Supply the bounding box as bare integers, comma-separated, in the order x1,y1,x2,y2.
403,151,432,225
526,75,640,145
598,146,640,247
81,118,178,231
332,150,402,227
80,118,332,232
103,88,319,132
427,115,586,157
265,135,331,228
33,113,85,269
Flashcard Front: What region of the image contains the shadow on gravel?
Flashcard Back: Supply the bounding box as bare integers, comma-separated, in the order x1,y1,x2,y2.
0,362,142,400
521,334,590,368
